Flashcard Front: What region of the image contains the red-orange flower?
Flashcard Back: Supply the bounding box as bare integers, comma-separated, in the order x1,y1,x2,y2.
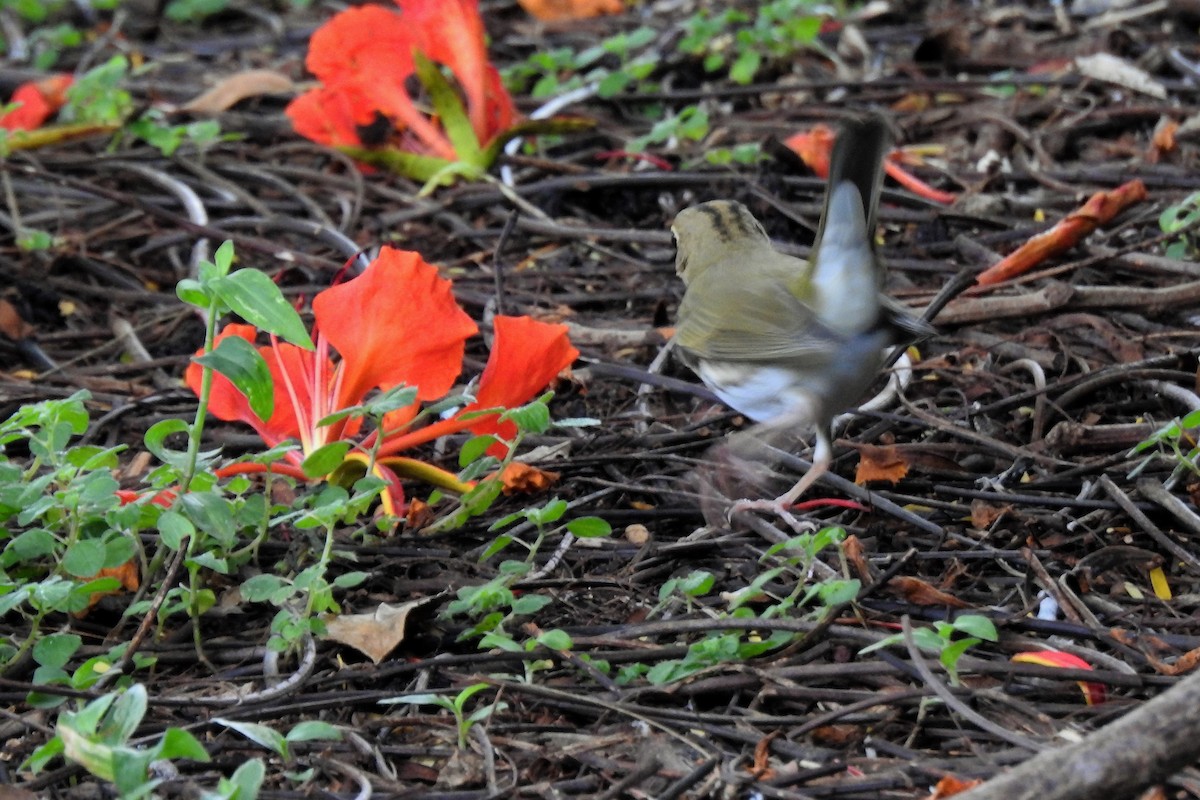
1011,650,1106,705
286,0,515,168
784,124,958,205
0,75,73,131
187,247,578,511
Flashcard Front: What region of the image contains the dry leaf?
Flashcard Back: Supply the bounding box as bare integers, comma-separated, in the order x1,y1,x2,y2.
77,560,141,616
887,576,970,608
854,443,909,485
405,497,433,528
843,534,873,583
811,724,863,747
970,499,1009,529
0,296,34,341
180,69,295,114
1147,116,1178,163
499,462,560,494
323,599,432,664
1075,52,1167,99
517,0,624,21
747,731,780,779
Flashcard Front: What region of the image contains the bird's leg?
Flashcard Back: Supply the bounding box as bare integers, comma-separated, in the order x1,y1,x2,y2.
729,427,833,532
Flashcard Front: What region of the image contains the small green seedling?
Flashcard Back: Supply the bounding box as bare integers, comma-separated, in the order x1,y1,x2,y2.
860,614,998,686
384,682,508,749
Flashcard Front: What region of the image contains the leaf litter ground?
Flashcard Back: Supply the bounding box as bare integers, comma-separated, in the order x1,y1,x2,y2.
3,1,1200,797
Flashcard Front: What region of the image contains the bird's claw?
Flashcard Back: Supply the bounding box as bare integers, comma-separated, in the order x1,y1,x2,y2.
728,497,815,534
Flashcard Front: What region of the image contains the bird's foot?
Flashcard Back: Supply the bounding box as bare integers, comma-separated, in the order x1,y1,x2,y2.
729,497,816,534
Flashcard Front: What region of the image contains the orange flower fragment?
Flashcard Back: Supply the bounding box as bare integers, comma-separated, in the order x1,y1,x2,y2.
286,0,515,176
518,0,624,21
784,124,958,205
187,247,578,514
976,179,1147,285
929,774,983,798
1012,650,1106,705
78,560,141,616
498,462,560,495
0,74,72,131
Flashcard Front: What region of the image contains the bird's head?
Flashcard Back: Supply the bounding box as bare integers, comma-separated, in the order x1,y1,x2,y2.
671,200,771,285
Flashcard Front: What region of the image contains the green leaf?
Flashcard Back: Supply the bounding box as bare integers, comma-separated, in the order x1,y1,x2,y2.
952,614,998,641
510,594,551,615
210,269,313,350
300,442,350,478
193,335,275,421
528,498,568,526
223,758,266,799
340,146,455,183
156,727,210,762
285,721,342,743
5,528,58,562
566,516,611,538
215,718,288,759
332,571,368,589
413,50,483,166
911,628,946,653
34,633,82,670
180,492,237,547
157,510,195,550
143,419,191,468
537,629,572,650
104,684,148,743
62,539,105,578
459,435,498,467
241,574,287,602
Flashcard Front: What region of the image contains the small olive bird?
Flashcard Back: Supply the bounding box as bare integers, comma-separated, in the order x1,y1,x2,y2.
671,114,932,524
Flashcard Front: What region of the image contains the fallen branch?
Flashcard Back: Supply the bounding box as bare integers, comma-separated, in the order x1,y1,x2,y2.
957,667,1200,800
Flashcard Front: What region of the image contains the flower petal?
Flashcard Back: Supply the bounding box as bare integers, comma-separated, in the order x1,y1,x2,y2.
1,75,72,131
306,5,413,83
313,247,477,411
294,4,457,159
374,316,577,458
465,315,578,451
285,80,379,148
186,323,311,450
394,0,515,144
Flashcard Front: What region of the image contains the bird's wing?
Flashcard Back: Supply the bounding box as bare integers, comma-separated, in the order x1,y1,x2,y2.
675,264,838,365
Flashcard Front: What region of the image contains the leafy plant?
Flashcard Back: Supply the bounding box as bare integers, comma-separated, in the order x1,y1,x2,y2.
504,26,658,99
127,110,226,156
860,614,999,686
0,391,137,675
239,481,375,653
25,684,210,799
165,0,229,22
627,103,709,152
214,717,342,762
1129,407,1200,480
1159,191,1200,260
678,0,826,85
646,527,860,685
62,56,134,125
385,682,508,749
441,492,608,680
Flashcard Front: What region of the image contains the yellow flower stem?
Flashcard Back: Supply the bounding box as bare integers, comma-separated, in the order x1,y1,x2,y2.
378,456,474,495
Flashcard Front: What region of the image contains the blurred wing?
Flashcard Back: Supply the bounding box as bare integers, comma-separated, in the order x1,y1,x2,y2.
675,262,837,366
